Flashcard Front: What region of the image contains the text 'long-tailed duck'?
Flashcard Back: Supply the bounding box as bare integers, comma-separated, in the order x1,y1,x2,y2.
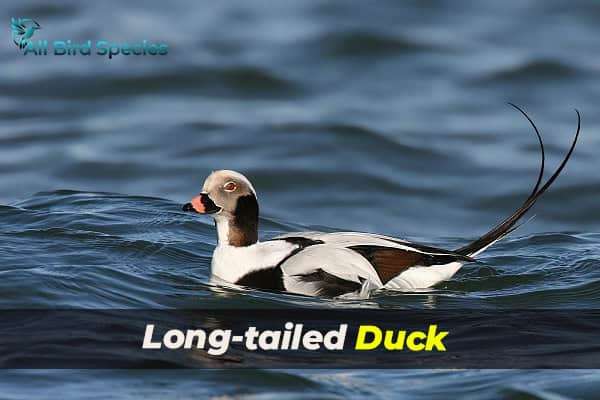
183,105,581,298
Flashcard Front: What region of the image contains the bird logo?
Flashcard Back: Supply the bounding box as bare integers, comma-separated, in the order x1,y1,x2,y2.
11,17,41,49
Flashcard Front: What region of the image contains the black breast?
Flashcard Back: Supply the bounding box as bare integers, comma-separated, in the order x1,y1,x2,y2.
235,266,285,291
234,236,324,292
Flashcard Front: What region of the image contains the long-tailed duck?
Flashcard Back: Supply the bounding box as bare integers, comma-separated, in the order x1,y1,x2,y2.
183,106,580,298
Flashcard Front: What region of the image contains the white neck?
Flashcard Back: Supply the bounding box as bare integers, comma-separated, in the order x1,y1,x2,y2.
214,215,231,247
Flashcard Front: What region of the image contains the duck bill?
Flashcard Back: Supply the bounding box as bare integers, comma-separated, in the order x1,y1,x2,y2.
182,193,221,214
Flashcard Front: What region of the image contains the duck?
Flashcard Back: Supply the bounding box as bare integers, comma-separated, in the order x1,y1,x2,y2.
183,106,580,298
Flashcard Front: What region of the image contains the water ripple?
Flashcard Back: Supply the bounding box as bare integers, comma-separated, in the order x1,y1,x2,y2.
2,191,599,309
478,60,581,84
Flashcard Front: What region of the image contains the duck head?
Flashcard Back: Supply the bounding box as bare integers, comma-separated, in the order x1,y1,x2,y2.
183,170,259,247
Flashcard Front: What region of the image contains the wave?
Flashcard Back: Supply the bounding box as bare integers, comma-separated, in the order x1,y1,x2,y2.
477,59,581,84
0,65,301,100
313,30,435,58
2,190,599,309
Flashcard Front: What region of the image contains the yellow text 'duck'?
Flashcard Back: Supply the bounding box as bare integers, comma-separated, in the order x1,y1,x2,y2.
355,324,448,351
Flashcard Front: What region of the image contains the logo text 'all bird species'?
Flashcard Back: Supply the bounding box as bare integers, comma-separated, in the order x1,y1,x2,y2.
10,17,169,59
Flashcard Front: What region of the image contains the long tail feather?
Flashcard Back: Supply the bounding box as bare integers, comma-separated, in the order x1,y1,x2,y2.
455,106,580,257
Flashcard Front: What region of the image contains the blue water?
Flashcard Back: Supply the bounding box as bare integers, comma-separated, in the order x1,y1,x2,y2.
1,0,600,398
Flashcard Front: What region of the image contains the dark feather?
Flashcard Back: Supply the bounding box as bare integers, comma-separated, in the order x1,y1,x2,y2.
455,105,580,256
235,236,324,292
235,266,285,291
350,245,467,284
229,194,259,246
295,268,362,297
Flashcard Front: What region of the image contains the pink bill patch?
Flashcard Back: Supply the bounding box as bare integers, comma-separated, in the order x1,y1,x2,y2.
191,195,205,213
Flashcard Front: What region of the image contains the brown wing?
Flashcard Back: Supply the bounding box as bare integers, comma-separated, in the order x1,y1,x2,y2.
349,245,470,284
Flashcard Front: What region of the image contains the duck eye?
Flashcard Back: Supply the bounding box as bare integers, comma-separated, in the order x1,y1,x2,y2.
223,181,237,192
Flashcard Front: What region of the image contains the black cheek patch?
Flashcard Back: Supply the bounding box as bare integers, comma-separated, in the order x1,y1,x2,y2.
233,194,259,231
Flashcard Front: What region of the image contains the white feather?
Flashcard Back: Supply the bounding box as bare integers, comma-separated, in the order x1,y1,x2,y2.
211,231,467,297
281,244,383,296
275,231,435,254
211,240,297,283
384,262,463,290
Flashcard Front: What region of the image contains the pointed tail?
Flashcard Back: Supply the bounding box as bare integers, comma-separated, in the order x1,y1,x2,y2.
455,104,581,257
